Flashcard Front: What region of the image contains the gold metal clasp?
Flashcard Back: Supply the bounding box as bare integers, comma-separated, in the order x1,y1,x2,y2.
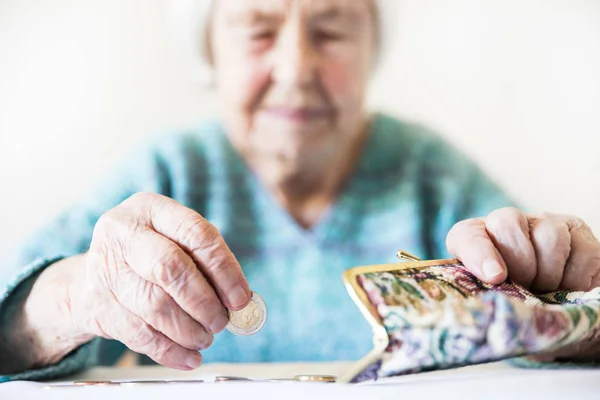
396,250,421,262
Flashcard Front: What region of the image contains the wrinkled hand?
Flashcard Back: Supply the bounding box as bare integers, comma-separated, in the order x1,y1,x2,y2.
446,207,600,292
70,193,250,370
446,207,600,362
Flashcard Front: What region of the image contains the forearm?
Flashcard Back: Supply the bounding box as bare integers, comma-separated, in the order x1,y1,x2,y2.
0,255,94,374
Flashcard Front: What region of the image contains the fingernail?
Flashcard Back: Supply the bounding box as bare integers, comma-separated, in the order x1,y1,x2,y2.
482,259,504,279
210,312,229,334
185,352,202,369
229,285,249,308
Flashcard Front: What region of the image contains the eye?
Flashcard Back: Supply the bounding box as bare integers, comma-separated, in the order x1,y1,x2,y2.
313,30,346,43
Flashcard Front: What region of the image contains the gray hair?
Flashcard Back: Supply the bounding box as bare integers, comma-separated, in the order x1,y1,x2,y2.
169,0,398,82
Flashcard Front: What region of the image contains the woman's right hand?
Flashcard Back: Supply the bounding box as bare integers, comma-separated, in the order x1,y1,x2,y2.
69,192,251,370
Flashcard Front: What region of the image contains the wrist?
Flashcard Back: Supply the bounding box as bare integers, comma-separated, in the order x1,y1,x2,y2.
21,255,95,366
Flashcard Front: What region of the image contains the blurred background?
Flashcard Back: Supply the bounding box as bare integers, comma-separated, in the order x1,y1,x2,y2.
0,0,599,259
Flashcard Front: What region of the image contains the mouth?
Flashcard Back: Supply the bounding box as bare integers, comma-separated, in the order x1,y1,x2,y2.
261,107,331,123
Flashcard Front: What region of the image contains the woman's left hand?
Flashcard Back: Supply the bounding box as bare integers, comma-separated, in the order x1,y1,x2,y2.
446,207,600,292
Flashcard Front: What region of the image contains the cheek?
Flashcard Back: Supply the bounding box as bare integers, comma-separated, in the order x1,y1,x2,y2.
320,58,369,108
217,57,271,115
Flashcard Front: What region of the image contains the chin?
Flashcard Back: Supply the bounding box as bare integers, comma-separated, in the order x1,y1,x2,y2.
254,134,334,164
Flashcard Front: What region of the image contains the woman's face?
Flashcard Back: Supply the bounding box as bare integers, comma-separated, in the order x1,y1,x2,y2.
210,0,376,176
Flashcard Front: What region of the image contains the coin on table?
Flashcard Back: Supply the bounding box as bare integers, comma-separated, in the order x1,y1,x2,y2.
73,380,117,386
226,292,267,336
294,375,337,383
215,376,253,382
43,385,83,390
120,380,167,386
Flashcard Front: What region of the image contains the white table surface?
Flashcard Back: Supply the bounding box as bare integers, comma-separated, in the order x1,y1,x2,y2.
2,361,599,400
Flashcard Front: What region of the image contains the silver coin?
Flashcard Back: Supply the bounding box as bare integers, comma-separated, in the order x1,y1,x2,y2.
215,376,253,382
226,292,267,336
120,380,167,386
43,385,83,390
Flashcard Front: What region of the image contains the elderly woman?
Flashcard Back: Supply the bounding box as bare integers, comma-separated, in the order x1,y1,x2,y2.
1,0,599,381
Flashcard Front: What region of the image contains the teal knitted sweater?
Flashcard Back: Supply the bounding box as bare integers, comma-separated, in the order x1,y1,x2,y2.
0,113,514,382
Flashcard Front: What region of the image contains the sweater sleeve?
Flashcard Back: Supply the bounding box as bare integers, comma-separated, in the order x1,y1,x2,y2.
0,140,175,382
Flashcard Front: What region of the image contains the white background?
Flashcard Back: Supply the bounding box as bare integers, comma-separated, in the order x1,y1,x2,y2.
1,0,599,259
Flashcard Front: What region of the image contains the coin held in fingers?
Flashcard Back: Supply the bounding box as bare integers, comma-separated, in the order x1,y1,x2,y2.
226,292,267,336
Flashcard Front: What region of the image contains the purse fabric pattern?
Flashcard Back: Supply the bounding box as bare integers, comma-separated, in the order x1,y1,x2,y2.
351,263,600,382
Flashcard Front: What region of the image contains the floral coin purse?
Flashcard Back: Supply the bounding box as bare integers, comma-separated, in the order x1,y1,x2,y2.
338,252,600,383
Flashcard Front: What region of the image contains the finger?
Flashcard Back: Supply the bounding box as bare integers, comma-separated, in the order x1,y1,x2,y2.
446,218,508,284
559,216,600,291
528,215,570,292
126,193,250,310
110,266,214,351
91,296,203,371
126,229,230,335
484,207,537,288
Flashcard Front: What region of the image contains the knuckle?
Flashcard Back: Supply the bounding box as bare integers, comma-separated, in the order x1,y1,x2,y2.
94,208,140,241
176,217,219,251
570,216,585,227
447,220,469,241
151,340,178,363
453,218,482,232
151,247,188,287
570,218,590,235
129,322,158,353
489,206,521,218
447,219,483,242
531,219,561,243
94,210,119,237
127,192,160,206
189,294,222,322
487,207,526,230
145,285,174,315
200,239,233,275
537,211,554,220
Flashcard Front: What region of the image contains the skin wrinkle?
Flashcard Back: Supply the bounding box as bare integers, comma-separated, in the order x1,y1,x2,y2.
561,222,590,291
126,232,225,333
530,216,572,290
485,209,536,287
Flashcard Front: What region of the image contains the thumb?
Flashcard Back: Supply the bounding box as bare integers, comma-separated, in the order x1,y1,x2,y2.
446,218,508,284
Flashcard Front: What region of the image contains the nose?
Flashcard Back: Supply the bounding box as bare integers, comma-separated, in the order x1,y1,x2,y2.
271,21,318,88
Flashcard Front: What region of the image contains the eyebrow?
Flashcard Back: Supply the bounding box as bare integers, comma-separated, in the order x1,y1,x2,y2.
225,2,365,27
226,10,283,26
311,6,362,24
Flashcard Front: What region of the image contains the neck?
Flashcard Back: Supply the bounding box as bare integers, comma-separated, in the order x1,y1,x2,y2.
247,117,371,229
